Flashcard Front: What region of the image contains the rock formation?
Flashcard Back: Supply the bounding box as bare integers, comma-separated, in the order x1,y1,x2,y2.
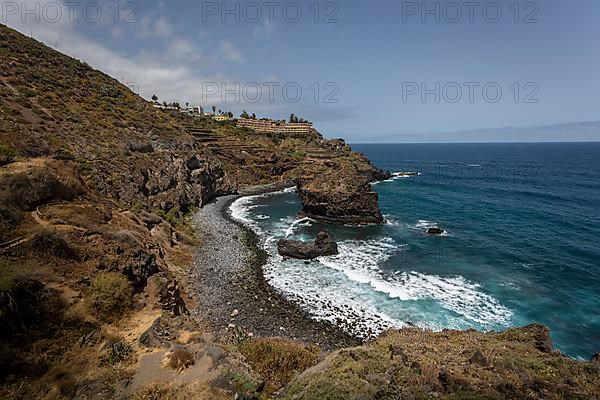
277,230,339,259
297,174,385,224
427,227,445,235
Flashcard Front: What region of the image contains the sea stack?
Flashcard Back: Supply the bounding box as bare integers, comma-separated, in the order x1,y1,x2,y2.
277,230,339,259
297,170,386,225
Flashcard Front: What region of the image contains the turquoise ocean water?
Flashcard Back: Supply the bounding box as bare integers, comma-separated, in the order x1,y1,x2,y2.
230,143,600,359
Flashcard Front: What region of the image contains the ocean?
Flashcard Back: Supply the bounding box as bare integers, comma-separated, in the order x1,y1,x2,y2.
229,142,600,359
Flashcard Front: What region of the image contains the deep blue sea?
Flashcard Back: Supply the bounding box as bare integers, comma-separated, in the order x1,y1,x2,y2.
230,143,600,359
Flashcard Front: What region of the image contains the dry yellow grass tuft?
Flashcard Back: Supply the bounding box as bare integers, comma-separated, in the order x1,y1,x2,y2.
87,271,133,322
133,382,229,400
161,348,195,373
240,337,320,390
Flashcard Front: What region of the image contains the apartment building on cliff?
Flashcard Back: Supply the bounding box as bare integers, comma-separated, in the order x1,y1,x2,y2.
236,118,313,134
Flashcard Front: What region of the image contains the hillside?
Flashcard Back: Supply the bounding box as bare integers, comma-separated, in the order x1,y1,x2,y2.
1,23,599,400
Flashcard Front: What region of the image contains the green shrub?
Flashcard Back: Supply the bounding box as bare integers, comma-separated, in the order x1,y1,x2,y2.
0,143,17,165
87,272,133,322
291,150,307,160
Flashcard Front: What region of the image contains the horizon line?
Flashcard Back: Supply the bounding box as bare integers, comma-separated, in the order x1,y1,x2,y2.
348,141,600,145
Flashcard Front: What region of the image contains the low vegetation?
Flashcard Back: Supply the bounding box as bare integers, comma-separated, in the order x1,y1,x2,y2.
133,382,229,400
283,326,600,400
87,271,133,322
0,143,16,165
240,338,320,390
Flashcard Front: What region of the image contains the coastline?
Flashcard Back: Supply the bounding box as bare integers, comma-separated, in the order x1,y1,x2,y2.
188,182,359,349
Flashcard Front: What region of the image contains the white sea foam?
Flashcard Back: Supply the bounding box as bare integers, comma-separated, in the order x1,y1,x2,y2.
285,217,315,237
229,196,259,226
229,190,512,339
412,219,450,236
318,239,511,328
414,219,436,229
373,171,421,185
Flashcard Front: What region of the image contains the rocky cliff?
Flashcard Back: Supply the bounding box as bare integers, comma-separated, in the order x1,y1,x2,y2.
0,23,388,398
2,23,598,400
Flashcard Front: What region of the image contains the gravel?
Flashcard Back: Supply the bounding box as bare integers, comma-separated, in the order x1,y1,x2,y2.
188,189,359,350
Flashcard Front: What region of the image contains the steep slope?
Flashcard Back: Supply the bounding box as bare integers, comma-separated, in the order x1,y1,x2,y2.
284,326,600,399
0,23,387,399
0,24,233,225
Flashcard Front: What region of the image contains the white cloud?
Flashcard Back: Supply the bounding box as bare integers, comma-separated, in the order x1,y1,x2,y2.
253,19,275,39
1,0,344,124
167,38,200,60
218,41,245,64
136,15,173,38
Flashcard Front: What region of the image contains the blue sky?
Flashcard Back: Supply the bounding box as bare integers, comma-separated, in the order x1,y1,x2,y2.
4,0,600,142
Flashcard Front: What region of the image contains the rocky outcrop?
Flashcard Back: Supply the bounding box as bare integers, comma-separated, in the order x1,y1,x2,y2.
427,227,445,235
277,230,339,259
298,179,384,224
115,149,234,217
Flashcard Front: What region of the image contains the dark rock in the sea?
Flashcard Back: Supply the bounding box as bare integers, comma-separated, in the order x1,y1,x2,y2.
297,179,384,225
277,230,339,260
427,227,445,235
468,350,489,367
591,353,600,363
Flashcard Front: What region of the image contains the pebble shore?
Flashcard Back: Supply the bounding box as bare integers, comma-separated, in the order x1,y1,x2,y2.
188,184,359,349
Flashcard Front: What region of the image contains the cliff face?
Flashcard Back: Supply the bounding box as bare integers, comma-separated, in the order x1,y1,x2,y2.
0,25,234,222
0,23,389,397
290,140,390,224
298,177,384,224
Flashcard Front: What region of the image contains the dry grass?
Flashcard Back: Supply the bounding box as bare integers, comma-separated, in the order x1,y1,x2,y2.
161,349,195,373
240,338,320,390
133,382,229,400
87,271,133,322
283,326,600,400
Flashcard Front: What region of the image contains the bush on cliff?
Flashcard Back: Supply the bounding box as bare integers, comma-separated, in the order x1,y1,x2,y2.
87,271,133,322
0,143,17,165
240,338,320,390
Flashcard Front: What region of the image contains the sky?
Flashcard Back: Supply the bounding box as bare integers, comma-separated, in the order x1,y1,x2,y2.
3,0,600,142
